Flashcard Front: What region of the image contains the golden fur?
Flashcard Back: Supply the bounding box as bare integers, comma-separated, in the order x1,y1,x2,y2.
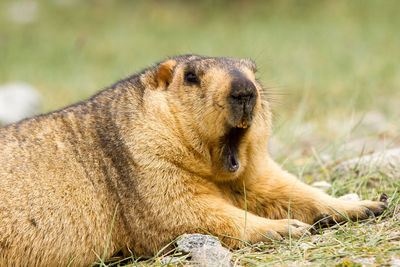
0,55,386,266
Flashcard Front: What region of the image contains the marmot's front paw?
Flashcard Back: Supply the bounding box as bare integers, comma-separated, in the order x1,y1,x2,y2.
314,193,388,227
358,199,388,218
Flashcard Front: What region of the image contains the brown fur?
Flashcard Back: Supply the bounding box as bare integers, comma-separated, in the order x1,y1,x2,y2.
0,55,386,266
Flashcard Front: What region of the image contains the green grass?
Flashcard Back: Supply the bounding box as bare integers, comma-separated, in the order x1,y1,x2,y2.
1,0,399,265
89,170,400,266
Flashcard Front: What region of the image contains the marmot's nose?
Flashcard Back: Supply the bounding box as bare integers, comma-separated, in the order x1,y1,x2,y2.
229,77,257,113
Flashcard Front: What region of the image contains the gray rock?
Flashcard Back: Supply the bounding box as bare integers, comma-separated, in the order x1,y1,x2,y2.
177,234,222,253
7,1,38,24
0,82,42,125
334,148,400,178
191,246,232,267
177,234,232,267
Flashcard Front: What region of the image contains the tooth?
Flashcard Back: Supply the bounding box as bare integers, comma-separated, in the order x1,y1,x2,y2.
236,119,248,129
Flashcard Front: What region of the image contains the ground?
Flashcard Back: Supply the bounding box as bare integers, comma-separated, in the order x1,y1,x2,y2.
1,0,399,266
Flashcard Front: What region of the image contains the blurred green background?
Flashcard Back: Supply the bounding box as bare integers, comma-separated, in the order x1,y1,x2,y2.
1,0,399,132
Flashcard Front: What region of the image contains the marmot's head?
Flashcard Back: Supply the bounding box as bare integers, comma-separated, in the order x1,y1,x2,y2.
144,55,269,177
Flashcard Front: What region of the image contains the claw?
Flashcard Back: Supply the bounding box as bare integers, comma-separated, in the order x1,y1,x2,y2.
365,209,375,218
379,193,388,203
314,214,333,227
309,226,319,235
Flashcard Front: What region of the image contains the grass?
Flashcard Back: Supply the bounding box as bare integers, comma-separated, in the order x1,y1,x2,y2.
90,169,400,266
1,0,399,266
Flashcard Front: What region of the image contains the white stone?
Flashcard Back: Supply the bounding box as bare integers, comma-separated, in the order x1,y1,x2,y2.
0,82,42,125
391,256,400,267
191,246,232,267
353,257,375,266
7,1,38,24
177,234,232,267
177,234,221,253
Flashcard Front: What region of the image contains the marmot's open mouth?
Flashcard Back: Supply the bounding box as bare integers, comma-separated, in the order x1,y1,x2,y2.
221,126,247,173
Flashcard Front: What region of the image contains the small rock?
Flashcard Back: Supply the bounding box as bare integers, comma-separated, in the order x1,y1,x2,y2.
191,246,232,267
0,82,42,125
319,153,333,164
334,148,400,179
177,234,232,267
311,181,332,191
7,1,38,24
177,234,222,253
391,256,400,267
338,193,360,202
353,257,375,266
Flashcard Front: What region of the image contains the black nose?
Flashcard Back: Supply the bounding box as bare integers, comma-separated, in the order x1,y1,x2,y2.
230,79,256,104
228,74,257,128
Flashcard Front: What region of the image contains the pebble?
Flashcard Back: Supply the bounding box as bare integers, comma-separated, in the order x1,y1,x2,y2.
391,256,400,267
176,234,232,267
0,82,42,125
353,257,375,266
7,1,38,24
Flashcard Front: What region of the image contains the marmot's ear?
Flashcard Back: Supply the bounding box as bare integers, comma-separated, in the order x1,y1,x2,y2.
156,59,177,88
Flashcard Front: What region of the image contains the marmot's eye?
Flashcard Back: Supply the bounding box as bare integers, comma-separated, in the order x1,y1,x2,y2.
184,71,199,84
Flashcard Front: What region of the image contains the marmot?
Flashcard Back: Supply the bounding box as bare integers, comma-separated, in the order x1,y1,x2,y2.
0,55,387,266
